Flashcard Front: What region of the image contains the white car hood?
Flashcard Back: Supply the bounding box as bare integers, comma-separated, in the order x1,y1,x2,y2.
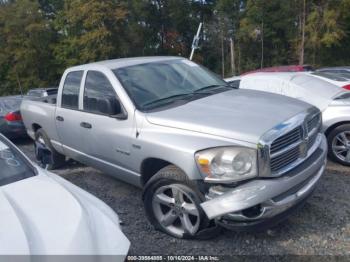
240,73,349,111
0,173,130,256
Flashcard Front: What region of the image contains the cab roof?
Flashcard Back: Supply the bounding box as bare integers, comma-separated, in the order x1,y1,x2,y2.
68,56,183,71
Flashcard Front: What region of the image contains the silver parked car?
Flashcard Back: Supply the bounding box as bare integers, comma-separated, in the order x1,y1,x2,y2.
226,72,350,166
21,57,327,238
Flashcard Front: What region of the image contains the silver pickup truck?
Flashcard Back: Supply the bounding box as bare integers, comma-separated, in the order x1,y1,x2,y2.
21,57,327,239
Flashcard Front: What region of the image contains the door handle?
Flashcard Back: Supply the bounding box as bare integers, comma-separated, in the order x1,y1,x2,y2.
80,122,92,129
56,116,64,121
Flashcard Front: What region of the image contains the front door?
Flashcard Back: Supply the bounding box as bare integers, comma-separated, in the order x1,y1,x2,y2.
78,70,138,184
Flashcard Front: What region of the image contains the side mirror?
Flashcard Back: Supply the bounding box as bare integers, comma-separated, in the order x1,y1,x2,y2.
98,98,127,120
35,142,53,167
114,99,122,115
227,80,241,89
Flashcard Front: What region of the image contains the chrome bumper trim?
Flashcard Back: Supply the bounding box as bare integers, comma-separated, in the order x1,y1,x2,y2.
200,135,327,220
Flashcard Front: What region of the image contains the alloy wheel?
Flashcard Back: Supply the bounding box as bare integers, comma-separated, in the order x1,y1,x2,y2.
152,184,201,238
332,131,350,163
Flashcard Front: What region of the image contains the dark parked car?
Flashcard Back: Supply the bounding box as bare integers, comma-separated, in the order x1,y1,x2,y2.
0,96,26,139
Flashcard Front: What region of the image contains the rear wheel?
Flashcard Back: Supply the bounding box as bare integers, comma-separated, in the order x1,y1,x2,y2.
34,128,65,170
143,165,210,239
328,124,350,166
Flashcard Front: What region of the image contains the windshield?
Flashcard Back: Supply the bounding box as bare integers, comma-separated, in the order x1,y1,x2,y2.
113,59,229,110
312,72,349,82
0,137,35,187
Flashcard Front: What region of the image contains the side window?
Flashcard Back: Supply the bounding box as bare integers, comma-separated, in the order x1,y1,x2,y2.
83,71,121,115
62,71,83,109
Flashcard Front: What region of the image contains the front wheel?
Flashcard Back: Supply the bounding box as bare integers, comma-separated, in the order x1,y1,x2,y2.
328,124,350,166
143,165,210,239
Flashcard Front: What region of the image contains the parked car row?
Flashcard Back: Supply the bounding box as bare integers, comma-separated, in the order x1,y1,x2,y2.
225,69,350,166
1,58,347,255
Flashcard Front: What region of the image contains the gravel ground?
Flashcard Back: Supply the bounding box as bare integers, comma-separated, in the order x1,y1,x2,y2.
14,138,350,256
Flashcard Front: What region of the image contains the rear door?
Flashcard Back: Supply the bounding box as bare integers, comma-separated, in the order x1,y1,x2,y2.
55,71,86,160
78,70,137,184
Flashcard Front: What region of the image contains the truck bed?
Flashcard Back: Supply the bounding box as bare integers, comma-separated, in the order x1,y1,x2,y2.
20,95,59,141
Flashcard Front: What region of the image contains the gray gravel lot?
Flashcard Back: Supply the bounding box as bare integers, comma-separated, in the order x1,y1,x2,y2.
14,138,350,256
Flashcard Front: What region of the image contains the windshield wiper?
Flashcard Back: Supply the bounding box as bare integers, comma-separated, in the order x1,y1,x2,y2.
142,93,193,109
193,84,232,94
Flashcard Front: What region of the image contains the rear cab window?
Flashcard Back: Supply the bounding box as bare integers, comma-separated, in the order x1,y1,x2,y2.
61,71,83,109
0,137,36,187
83,71,121,115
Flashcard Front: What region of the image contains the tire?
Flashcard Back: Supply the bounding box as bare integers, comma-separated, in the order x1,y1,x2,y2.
34,128,65,170
327,124,350,166
143,165,210,239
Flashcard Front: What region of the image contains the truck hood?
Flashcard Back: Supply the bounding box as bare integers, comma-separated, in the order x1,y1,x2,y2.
0,173,130,256
146,89,312,144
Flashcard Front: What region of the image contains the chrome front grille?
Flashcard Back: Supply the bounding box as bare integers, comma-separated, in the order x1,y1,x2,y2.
307,114,321,132
269,112,321,174
270,146,300,172
270,126,302,154
307,131,318,150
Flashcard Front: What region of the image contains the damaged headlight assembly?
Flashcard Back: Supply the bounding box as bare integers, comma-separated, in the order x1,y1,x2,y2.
195,147,258,183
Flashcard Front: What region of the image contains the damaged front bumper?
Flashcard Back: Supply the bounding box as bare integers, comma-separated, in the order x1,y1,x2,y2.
200,135,327,229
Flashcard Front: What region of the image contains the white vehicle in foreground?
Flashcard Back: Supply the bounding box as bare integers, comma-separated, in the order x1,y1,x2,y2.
225,72,350,166
0,134,130,256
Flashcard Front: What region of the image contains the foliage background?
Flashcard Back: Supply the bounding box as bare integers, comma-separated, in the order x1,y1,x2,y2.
0,0,349,95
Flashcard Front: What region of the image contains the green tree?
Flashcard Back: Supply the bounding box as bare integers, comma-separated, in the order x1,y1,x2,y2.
53,0,128,69
305,0,346,65
0,0,55,95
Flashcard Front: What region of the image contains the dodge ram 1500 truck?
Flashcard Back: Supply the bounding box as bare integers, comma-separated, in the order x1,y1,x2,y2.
21,57,327,239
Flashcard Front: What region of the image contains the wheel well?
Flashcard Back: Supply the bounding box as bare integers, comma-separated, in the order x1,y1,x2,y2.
325,121,350,136
32,123,42,133
140,158,172,186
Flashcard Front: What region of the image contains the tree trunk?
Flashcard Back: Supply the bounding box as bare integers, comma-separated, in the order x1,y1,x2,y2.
230,37,235,76
221,30,225,77
299,0,306,65
260,20,264,69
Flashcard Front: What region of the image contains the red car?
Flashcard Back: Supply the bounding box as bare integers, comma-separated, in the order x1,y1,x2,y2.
242,65,313,76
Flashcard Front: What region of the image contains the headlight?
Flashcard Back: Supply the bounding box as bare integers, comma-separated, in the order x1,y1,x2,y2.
195,147,258,183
